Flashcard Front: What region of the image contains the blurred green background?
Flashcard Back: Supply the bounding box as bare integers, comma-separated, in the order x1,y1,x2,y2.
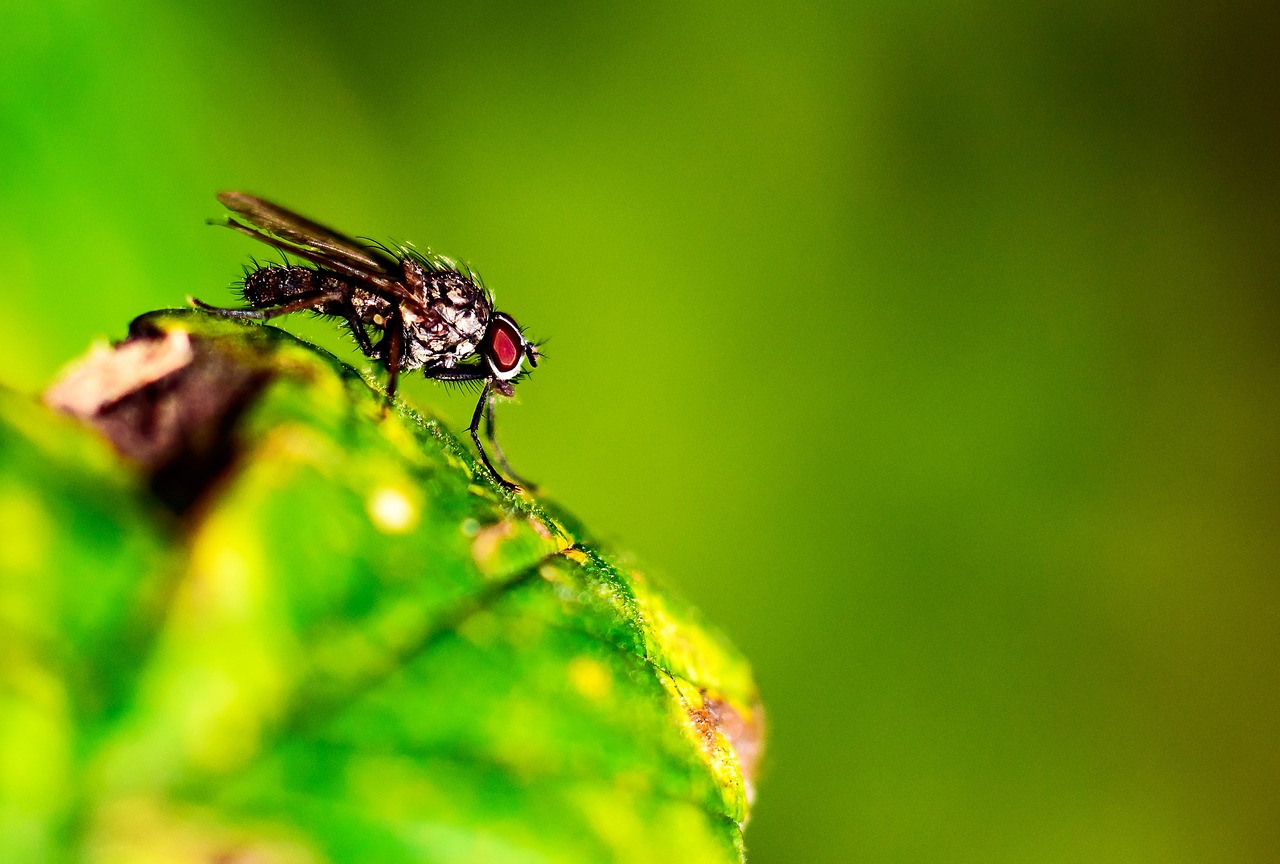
3,1,1278,860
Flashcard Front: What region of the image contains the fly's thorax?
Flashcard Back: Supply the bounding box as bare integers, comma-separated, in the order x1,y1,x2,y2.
433,299,488,344
399,294,490,370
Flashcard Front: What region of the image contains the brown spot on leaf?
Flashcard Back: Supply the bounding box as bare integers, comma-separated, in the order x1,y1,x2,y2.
683,690,721,751
44,314,272,513
45,328,193,415
706,695,765,796
676,685,766,811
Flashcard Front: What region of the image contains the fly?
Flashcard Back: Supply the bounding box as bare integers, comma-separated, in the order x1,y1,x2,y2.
192,191,540,491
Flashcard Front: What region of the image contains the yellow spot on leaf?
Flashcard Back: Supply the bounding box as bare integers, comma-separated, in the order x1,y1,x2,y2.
567,656,612,702
367,486,417,534
0,486,50,575
85,797,323,864
562,547,590,566
188,543,255,617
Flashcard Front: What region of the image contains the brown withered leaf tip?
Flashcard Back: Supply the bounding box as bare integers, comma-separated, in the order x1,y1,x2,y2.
44,316,270,513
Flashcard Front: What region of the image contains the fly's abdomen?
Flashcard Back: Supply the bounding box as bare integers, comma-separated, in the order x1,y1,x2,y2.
241,265,356,317
242,265,320,307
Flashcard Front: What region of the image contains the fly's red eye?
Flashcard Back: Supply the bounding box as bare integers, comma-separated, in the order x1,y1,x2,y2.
491,321,521,373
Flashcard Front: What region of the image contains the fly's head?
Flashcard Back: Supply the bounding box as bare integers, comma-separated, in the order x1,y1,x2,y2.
482,311,539,397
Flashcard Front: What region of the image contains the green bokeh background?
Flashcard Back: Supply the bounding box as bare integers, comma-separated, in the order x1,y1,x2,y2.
3,1,1277,861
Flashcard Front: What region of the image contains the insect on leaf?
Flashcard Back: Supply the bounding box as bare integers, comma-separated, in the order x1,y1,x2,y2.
0,308,764,864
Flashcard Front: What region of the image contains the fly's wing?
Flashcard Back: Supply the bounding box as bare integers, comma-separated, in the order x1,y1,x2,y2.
216,192,410,301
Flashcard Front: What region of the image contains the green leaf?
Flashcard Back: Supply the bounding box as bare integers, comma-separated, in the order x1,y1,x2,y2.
0,310,762,863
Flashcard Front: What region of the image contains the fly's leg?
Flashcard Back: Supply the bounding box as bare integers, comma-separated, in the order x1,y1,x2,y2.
483,392,536,491
191,290,347,320
342,306,375,355
380,306,404,412
419,366,517,491
468,380,519,491
195,289,373,358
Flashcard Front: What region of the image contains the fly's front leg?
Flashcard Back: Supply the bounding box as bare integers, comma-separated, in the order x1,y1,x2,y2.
421,366,517,490
468,380,517,491
483,393,536,491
